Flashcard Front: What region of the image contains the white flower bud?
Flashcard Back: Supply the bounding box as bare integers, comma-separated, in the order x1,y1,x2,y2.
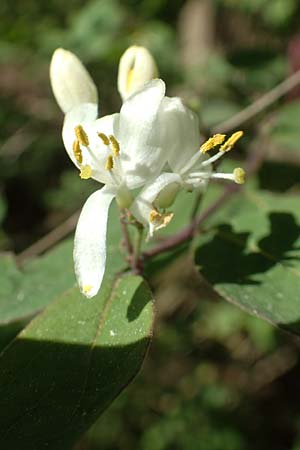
118,46,158,101
50,48,98,113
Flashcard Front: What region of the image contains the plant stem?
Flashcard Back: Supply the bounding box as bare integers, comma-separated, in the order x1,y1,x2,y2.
119,209,133,257
190,192,203,220
132,226,144,274
212,68,300,133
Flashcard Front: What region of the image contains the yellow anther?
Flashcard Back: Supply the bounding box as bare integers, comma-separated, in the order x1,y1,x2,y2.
79,165,93,179
233,167,246,184
73,139,83,164
83,285,92,294
220,131,244,152
149,209,174,231
109,135,120,157
75,125,89,146
105,155,114,171
200,134,226,153
98,132,110,146
149,209,161,224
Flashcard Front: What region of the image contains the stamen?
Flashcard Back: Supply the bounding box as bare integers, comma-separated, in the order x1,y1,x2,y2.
149,209,174,233
75,125,89,147
79,165,93,179
109,135,120,157
73,139,82,164
149,209,161,224
97,132,110,146
200,134,226,153
105,155,114,171
233,167,246,184
220,131,243,152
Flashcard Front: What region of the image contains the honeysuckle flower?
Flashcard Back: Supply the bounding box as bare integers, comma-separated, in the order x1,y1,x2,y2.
118,46,158,101
50,48,98,113
50,48,178,298
131,97,245,237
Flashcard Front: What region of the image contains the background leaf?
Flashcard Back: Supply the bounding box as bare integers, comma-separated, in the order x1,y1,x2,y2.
0,274,154,450
0,202,124,327
194,186,300,335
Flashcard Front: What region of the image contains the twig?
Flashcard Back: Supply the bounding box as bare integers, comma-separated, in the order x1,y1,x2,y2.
119,210,134,256
213,69,300,133
190,192,203,220
131,226,144,274
16,211,80,265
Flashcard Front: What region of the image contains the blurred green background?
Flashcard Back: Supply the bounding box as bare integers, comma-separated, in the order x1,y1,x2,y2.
1,0,300,449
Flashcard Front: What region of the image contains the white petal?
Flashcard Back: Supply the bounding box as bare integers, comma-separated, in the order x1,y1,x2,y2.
62,103,98,167
130,172,181,226
116,79,167,188
160,97,200,173
50,48,98,114
74,187,116,298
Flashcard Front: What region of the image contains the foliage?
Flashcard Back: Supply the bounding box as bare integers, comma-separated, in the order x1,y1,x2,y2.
1,0,300,449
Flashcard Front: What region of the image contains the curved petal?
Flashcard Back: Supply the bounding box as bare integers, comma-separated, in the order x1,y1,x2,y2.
62,103,98,167
159,97,200,173
116,79,167,188
130,172,181,227
73,186,116,298
62,105,121,185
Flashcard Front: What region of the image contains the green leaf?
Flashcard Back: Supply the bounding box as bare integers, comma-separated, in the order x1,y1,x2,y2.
0,274,154,449
0,202,125,326
194,187,300,335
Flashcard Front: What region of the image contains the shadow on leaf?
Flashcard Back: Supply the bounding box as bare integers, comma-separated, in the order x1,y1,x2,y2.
0,338,149,450
127,281,152,322
258,162,300,193
195,212,299,285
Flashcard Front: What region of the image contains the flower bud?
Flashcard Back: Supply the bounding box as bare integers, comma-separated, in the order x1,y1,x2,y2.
118,46,158,101
50,48,98,113
154,182,180,209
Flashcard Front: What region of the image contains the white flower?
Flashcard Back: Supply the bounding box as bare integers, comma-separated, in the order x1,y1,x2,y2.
131,97,245,236
118,46,158,101
50,48,175,298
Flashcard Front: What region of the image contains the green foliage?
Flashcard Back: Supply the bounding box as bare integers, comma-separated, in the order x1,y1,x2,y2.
0,275,154,449
195,185,300,335
1,0,300,448
0,200,123,326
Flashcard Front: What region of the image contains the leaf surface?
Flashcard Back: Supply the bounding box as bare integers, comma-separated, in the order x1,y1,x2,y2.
0,202,124,325
0,274,154,450
195,187,300,335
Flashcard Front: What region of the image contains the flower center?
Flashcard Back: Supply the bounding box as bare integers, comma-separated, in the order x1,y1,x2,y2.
72,125,122,182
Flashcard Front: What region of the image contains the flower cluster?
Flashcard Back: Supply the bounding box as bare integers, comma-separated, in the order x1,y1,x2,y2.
50,46,245,298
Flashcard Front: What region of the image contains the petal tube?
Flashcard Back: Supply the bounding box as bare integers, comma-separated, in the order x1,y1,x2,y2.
160,97,200,174
130,172,181,227
73,187,116,298
50,48,98,114
116,79,167,188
